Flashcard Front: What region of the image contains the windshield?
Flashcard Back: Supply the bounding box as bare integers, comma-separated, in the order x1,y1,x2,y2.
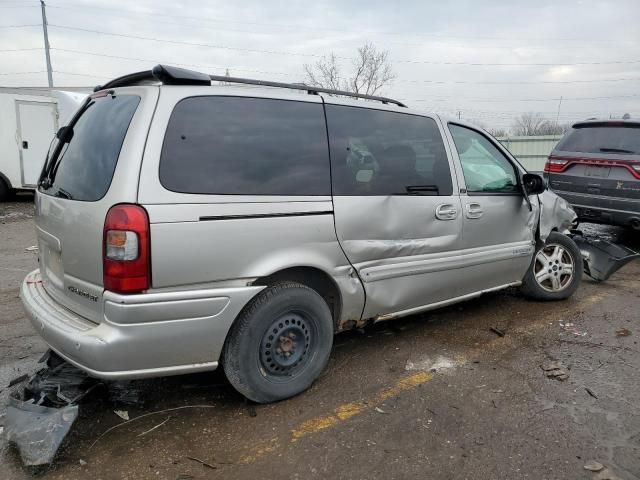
556,124,640,155
39,94,140,201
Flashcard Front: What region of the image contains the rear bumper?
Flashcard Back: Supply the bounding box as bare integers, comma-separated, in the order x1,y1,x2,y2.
552,190,640,227
20,270,264,379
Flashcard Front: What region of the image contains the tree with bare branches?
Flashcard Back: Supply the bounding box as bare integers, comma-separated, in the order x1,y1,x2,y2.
303,43,395,95
512,112,568,136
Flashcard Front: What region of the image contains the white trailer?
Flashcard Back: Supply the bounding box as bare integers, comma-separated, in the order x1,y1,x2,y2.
0,87,88,200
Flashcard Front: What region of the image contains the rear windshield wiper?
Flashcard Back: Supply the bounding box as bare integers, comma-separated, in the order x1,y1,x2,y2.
54,188,74,200
406,185,439,195
599,147,635,154
39,99,94,190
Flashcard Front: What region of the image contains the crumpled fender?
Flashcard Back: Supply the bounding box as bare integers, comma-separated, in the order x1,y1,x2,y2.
537,189,578,242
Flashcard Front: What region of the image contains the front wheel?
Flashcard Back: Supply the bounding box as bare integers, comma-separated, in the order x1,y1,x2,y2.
222,282,334,403
521,232,582,301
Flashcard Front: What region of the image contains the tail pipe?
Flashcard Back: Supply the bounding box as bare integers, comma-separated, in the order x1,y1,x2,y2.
630,218,640,231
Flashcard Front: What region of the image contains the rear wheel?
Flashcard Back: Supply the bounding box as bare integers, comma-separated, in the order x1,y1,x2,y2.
223,282,333,403
521,232,582,300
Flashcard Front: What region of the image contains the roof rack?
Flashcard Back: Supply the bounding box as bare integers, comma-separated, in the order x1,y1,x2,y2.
94,64,407,108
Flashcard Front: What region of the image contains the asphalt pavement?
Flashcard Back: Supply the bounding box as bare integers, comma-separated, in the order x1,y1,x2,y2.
1,195,639,480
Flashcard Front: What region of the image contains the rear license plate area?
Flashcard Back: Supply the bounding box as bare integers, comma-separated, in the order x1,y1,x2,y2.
585,165,611,178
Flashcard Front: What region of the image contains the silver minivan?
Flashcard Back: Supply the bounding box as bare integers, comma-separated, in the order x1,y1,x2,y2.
21,65,581,403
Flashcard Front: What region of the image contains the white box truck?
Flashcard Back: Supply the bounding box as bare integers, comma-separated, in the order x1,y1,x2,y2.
0,87,87,201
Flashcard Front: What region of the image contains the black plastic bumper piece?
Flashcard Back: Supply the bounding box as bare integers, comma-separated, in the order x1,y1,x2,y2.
570,232,640,281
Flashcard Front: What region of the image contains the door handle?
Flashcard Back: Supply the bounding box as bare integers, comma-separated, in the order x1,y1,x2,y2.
22,140,29,149
435,204,458,220
466,203,483,219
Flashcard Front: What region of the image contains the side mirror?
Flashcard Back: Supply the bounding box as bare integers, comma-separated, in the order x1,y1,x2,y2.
56,126,74,143
522,173,546,196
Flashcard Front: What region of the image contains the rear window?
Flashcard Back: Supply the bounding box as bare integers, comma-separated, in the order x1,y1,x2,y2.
556,124,640,155
325,105,452,196
41,94,140,201
159,96,330,195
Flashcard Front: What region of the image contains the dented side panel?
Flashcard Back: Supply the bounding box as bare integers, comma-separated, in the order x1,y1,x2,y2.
333,195,466,319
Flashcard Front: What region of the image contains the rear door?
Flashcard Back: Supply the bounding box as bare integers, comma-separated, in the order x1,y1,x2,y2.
326,103,464,319
16,101,57,187
35,87,158,323
445,123,536,292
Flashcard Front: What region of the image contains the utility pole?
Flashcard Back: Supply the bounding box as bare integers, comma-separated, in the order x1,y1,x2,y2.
40,0,53,87
555,96,563,130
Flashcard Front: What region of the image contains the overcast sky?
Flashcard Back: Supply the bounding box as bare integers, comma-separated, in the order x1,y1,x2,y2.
1,0,639,131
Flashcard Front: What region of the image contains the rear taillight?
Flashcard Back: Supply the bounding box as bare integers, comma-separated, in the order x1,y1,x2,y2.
544,155,570,173
103,204,150,293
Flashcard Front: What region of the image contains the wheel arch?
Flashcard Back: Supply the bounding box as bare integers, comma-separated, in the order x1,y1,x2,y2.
252,266,343,329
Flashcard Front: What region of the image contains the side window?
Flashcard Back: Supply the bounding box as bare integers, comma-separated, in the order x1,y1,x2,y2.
325,105,453,196
159,96,330,195
449,124,519,194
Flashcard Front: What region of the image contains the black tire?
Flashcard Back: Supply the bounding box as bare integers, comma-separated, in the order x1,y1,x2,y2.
521,232,583,301
0,177,10,202
222,282,334,403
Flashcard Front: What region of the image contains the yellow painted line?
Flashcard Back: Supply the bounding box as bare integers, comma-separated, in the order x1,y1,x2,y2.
290,371,433,441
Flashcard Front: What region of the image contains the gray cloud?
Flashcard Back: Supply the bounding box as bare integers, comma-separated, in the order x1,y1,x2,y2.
1,0,639,130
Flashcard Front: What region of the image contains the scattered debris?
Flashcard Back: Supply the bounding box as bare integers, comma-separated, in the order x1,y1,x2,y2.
90,405,218,449
584,461,604,472
8,373,28,388
374,407,387,414
489,327,505,337
560,322,588,337
405,355,457,372
4,353,94,466
541,361,570,381
594,468,623,480
585,387,598,399
114,410,130,421
24,245,38,252
186,456,217,469
108,381,146,407
137,416,171,437
4,396,79,466
245,399,257,418
615,328,631,337
79,459,87,466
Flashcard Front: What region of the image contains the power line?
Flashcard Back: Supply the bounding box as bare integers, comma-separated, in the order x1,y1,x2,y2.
46,1,635,44
408,94,640,103
48,24,324,58
0,47,43,52
45,24,640,68
42,5,598,53
52,70,105,79
0,24,41,28
50,48,640,87
398,77,640,85
50,48,292,77
0,70,46,75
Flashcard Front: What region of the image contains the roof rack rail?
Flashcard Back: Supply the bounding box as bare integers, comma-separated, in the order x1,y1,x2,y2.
94,64,407,108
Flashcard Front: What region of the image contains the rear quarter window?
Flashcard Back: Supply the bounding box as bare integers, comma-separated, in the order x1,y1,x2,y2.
159,96,331,195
